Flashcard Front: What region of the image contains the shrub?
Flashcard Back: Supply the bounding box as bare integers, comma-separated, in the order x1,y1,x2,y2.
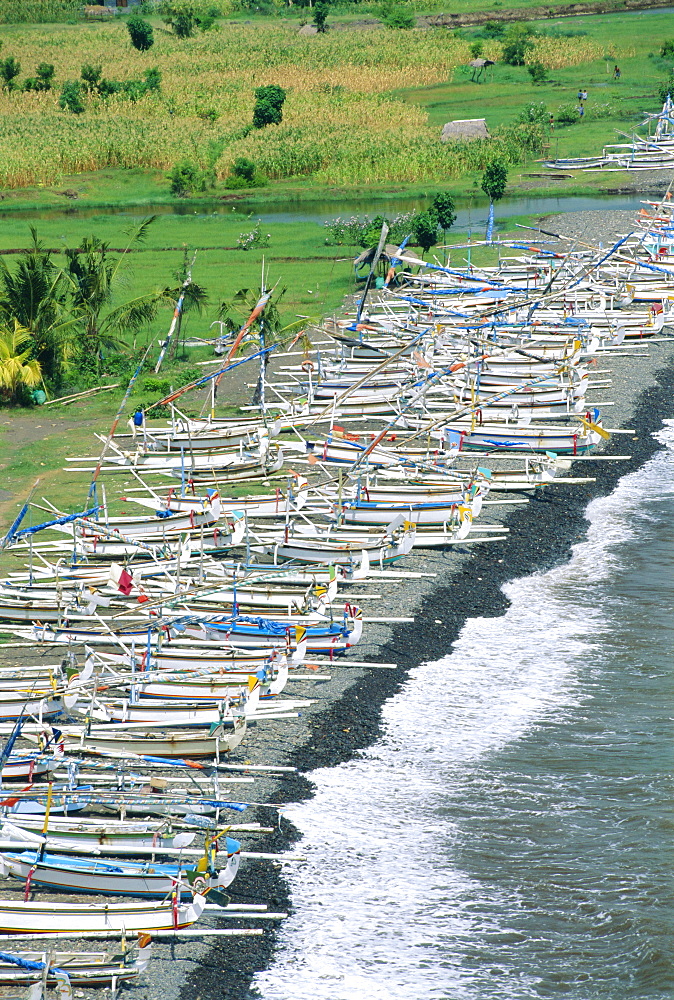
660,39,674,59
324,211,418,247
143,376,172,394
252,83,286,129
127,13,154,51
0,56,21,91
527,60,547,84
237,221,271,251
225,156,267,188
469,41,483,58
80,64,102,94
556,102,580,125
658,76,674,102
379,3,415,29
515,101,549,127
169,159,200,195
59,80,85,114
23,63,55,93
482,20,505,38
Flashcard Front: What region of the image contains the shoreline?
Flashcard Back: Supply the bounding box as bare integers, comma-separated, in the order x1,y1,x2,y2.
170,219,674,999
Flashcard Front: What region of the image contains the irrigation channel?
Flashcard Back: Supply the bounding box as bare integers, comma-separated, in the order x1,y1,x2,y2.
0,196,672,1000
0,192,652,228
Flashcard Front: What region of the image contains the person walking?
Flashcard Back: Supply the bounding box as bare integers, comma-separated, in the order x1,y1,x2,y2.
614,65,621,79
581,88,588,102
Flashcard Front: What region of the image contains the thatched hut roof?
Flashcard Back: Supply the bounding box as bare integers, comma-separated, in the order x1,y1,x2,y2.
441,118,490,143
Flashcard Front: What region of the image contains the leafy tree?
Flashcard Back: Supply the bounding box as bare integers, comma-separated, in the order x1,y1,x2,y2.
430,192,456,240
59,80,85,115
481,159,507,242
482,20,505,38
482,159,507,202
469,41,484,58
0,56,21,91
252,83,286,129
660,39,674,59
23,63,55,93
63,219,164,376
501,24,535,66
379,2,415,28
527,60,547,84
313,0,329,32
127,13,154,51
412,211,439,254
0,228,76,389
0,322,42,404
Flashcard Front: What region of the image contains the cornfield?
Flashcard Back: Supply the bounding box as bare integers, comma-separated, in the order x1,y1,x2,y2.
0,21,631,188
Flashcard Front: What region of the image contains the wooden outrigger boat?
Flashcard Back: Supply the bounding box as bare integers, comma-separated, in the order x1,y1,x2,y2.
0,893,207,933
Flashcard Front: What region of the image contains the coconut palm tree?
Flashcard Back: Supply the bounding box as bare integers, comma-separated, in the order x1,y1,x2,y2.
0,228,77,389
0,322,42,402
63,218,165,375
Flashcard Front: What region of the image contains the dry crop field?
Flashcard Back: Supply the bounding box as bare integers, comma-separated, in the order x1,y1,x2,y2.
0,20,613,188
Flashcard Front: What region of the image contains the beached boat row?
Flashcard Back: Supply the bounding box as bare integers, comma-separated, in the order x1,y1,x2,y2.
0,193,672,996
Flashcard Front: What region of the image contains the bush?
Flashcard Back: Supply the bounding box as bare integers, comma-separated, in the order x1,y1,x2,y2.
237,221,271,251
660,39,674,59
556,102,580,125
143,376,172,394
527,60,547,84
23,62,54,93
481,20,505,38
0,56,21,91
169,159,200,195
379,3,415,29
252,83,286,129
59,79,85,114
80,63,102,94
515,101,549,127
161,0,197,37
658,76,674,102
469,41,483,58
501,24,535,66
127,13,154,51
324,211,418,247
224,156,267,188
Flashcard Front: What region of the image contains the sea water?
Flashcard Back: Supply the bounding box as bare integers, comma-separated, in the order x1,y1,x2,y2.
254,420,674,1000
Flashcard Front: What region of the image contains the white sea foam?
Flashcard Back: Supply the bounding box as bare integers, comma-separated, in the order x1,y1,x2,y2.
254,423,674,1000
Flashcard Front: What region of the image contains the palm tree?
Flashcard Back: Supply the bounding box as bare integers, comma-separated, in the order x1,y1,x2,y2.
0,228,77,389
0,322,43,402
63,218,165,375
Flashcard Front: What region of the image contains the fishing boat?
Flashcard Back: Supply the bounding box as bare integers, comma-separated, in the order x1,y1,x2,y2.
0,893,207,933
